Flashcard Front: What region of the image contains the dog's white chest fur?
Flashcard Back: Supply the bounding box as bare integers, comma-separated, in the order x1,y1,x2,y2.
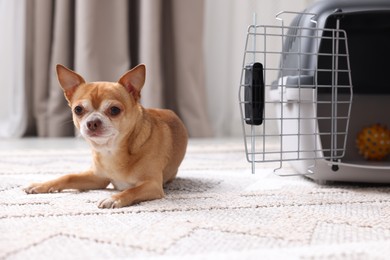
111,179,133,191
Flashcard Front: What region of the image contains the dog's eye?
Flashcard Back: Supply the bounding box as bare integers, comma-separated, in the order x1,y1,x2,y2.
110,106,121,116
74,106,84,115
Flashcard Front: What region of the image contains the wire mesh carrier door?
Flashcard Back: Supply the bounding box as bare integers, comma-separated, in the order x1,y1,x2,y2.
238,12,353,175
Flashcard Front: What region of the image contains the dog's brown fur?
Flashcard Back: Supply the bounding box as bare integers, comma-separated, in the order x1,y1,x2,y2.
24,64,188,208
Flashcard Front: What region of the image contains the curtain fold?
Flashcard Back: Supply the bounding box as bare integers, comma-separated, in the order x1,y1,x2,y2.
32,0,55,136
74,0,130,82
139,0,212,137
47,0,75,136
28,0,75,136
169,0,212,137
139,0,164,109
22,0,212,138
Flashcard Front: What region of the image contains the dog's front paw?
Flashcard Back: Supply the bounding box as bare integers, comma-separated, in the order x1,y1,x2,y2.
23,183,58,194
98,197,123,209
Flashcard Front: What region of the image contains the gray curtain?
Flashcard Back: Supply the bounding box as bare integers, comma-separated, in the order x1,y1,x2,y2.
24,0,212,137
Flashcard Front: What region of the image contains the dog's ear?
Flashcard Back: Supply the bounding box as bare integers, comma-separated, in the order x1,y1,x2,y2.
56,64,86,102
118,64,146,101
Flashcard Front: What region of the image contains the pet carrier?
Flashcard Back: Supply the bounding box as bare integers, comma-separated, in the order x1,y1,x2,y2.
239,0,390,183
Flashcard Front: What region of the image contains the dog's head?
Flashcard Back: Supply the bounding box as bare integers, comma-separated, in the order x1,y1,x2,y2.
56,64,145,148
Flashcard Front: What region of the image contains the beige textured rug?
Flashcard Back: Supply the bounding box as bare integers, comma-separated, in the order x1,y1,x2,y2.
1,139,390,259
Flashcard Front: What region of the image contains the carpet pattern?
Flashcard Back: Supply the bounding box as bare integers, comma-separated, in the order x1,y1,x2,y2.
1,139,390,259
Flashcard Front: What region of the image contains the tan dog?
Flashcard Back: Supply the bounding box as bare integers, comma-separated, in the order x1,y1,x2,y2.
24,64,188,208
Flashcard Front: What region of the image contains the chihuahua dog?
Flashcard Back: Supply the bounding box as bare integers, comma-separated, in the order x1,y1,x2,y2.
24,64,188,208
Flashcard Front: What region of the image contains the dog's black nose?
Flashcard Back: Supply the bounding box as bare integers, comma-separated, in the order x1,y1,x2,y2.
87,119,102,131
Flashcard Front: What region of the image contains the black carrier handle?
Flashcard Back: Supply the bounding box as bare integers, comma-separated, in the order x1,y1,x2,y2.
244,62,264,125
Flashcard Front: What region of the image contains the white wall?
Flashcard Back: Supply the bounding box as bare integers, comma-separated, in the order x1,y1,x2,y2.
204,0,315,137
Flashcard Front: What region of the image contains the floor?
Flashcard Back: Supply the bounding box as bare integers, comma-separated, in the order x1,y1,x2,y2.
2,137,390,259
0,137,242,151
0,137,89,151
